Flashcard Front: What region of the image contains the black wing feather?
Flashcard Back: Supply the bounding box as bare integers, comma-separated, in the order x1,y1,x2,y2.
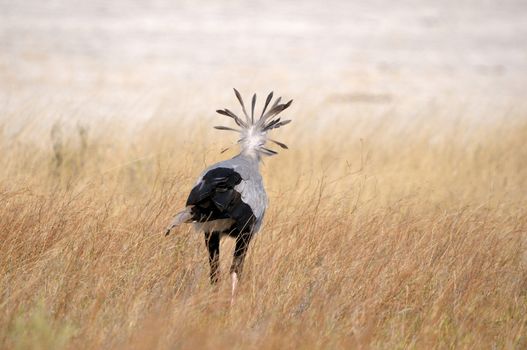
186,167,255,232
187,167,242,206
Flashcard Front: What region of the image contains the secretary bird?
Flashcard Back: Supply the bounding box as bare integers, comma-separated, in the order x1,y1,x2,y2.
165,89,293,302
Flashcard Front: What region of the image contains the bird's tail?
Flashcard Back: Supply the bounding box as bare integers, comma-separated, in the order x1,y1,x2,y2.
165,207,193,236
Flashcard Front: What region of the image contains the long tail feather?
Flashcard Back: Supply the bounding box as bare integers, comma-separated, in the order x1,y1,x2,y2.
264,118,281,130
214,126,241,132
264,97,282,119
215,89,293,156
233,88,250,123
260,147,278,156
262,99,293,124
264,119,291,131
216,109,247,128
270,139,289,149
165,207,193,236
251,93,256,124
259,91,274,120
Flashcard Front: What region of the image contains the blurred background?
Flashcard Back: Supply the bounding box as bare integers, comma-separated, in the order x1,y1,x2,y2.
2,3,527,348
1,0,526,136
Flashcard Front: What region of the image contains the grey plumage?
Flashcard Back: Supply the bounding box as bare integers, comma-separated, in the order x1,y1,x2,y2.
194,154,268,232
165,89,293,303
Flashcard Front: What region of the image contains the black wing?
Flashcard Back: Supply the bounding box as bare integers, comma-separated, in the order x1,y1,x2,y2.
186,167,255,232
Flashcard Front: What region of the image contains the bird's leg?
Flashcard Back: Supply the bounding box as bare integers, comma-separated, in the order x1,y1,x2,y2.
231,271,238,305
204,231,220,285
229,232,253,305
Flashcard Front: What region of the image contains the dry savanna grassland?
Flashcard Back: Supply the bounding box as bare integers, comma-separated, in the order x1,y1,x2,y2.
0,98,526,349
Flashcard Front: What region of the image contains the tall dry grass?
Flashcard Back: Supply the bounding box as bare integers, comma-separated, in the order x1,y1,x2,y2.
0,106,526,349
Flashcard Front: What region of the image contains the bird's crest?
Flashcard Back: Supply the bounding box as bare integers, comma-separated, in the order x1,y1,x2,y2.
215,89,293,158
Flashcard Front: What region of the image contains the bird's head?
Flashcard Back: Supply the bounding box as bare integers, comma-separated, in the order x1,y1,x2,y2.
214,89,293,160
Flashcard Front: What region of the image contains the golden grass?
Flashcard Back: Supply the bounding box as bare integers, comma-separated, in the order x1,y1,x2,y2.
1,108,526,349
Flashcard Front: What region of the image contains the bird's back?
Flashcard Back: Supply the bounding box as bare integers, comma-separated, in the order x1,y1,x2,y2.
187,154,267,234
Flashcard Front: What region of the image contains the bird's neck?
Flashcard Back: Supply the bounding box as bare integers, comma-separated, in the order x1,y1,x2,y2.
239,126,266,161
240,148,261,162
237,151,261,166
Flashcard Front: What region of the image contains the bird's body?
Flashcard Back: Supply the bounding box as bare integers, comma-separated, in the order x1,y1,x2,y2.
191,153,268,234
165,89,292,303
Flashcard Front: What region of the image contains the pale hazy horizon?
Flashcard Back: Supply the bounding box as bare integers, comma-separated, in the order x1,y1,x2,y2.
1,0,526,134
